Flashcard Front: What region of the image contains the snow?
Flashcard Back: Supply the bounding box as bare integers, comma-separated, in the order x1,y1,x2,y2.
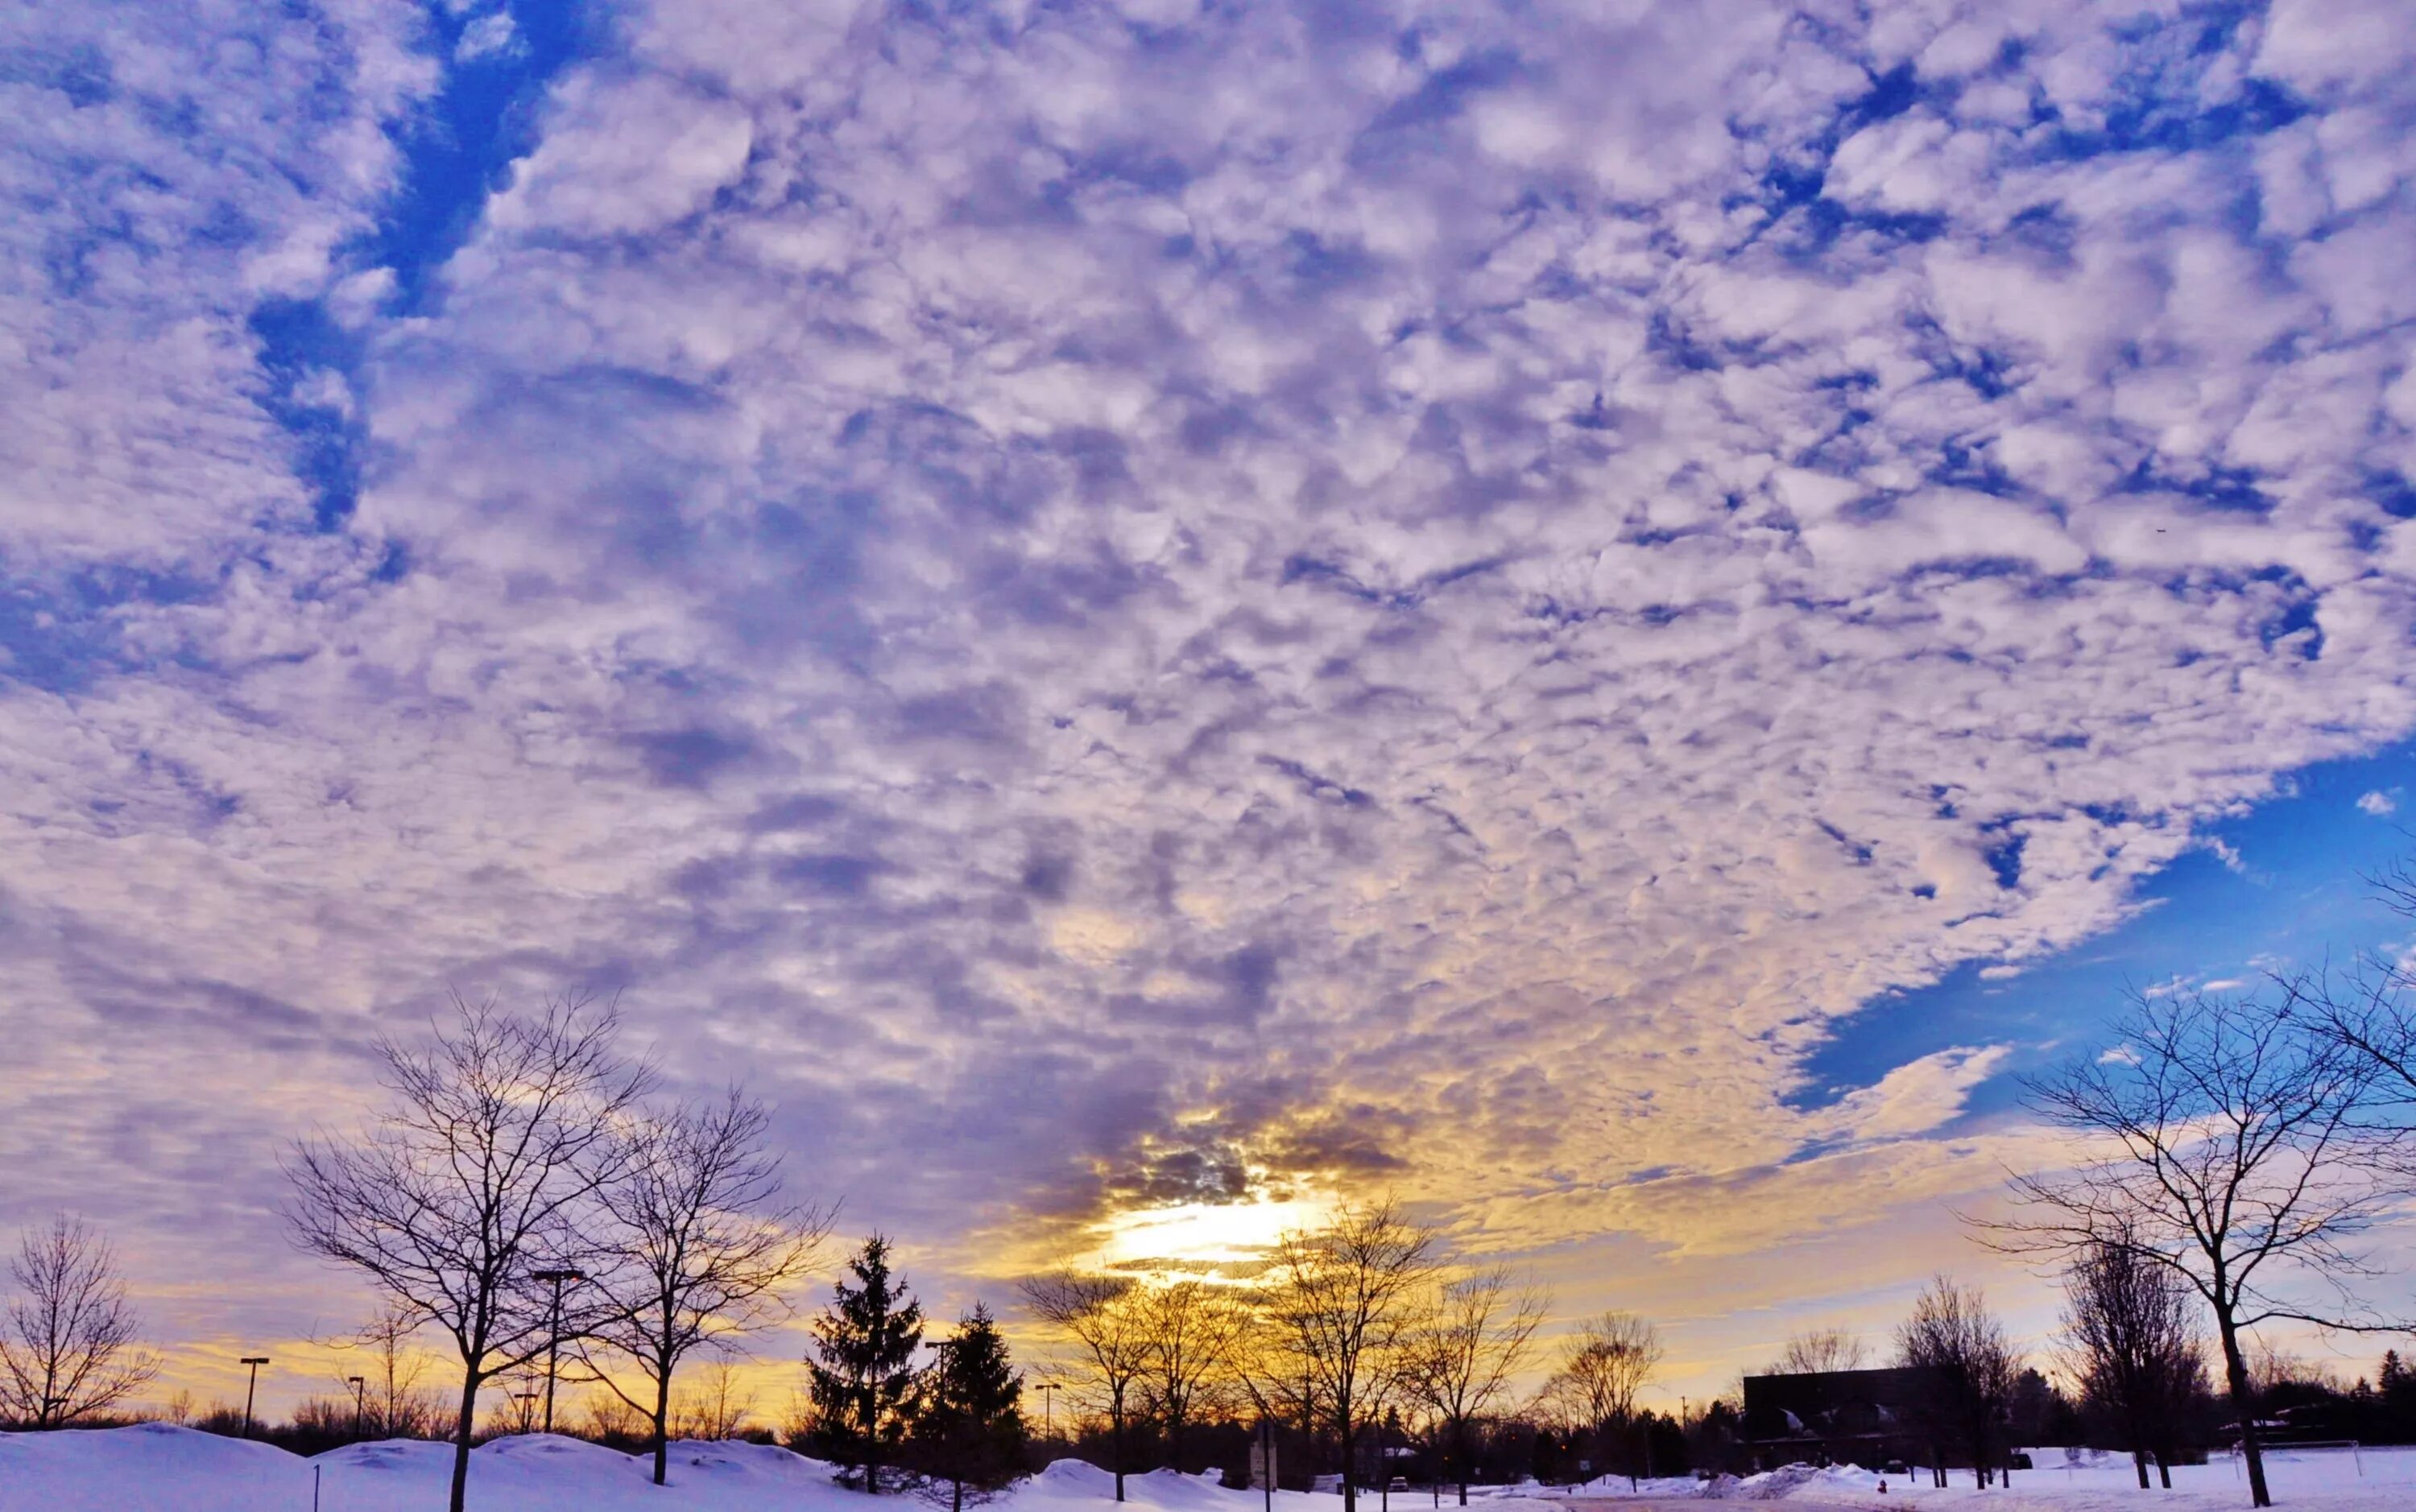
1537,1445,2416,1509
1,1433,2411,1512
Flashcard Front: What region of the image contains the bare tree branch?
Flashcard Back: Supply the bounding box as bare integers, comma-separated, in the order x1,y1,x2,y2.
1977,984,2405,1509
1131,1279,1247,1475
1020,1270,1150,1502
0,1216,159,1428
2058,1228,2206,1491
577,1086,830,1485
1398,1265,1547,1506
1767,1328,1866,1376
283,989,652,1512
1263,1198,1438,1512
1894,1276,2019,1490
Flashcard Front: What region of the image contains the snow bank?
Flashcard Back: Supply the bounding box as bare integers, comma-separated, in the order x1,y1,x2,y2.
0,1423,311,1512
8,1433,2416,1512
0,1427,844,1511
0,1432,1342,1512
1519,1446,2416,1507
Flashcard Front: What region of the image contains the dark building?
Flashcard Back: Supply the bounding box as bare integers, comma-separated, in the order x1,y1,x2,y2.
1740,1367,1942,1473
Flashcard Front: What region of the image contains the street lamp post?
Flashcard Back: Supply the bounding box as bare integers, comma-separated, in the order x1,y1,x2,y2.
349,1376,367,1436
531,1267,585,1436
239,1357,271,1440
515,1390,542,1436
1036,1382,1059,1440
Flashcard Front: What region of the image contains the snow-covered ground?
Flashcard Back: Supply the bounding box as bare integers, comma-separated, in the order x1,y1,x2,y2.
6,1433,1345,1512
1,1431,2410,1512
1539,1444,2416,1508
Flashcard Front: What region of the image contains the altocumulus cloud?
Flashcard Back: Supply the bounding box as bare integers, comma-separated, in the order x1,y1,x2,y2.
2,0,2416,1357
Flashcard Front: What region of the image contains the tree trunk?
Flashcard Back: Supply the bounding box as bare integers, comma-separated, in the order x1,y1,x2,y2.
2154,1451,2171,1490
2215,1310,2272,1509
652,1360,673,1486
1340,1413,1359,1512
449,1369,481,1512
1455,1414,1470,1506
2133,1449,2149,1490
1111,1403,1127,1502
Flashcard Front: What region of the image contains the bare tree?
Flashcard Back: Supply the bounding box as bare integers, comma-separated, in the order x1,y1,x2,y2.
489,1368,546,1436
1020,1271,1151,1501
2311,952,2416,1160
580,1089,829,1485
1987,985,2401,1508
284,991,652,1512
585,1386,651,1444
0,1216,159,1428
2061,1230,2206,1490
1550,1312,1661,1427
330,1303,441,1438
1265,1198,1438,1512
1132,1279,1246,1474
1769,1328,1866,1375
1545,1312,1662,1487
1226,1278,1322,1466
671,1355,757,1440
1893,1277,2018,1489
1399,1266,1546,1505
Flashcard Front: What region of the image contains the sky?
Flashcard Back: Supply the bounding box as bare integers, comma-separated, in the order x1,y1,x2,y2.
5,0,2416,1421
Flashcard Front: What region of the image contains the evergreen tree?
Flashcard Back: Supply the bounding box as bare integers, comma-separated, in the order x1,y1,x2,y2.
913,1303,1028,1511
807,1235,926,1493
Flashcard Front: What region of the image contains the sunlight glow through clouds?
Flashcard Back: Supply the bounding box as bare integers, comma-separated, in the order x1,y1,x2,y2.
1093,1196,1334,1279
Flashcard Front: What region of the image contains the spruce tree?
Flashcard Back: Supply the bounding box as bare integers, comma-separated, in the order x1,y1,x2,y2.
807,1234,926,1493
914,1303,1028,1512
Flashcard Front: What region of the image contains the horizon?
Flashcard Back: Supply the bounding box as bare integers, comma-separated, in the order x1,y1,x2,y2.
7,0,2416,1437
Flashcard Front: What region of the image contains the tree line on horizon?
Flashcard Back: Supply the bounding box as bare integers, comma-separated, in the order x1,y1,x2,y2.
10,854,2416,1512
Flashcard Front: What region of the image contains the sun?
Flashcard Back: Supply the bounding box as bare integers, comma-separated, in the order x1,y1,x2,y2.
1093,1196,1332,1277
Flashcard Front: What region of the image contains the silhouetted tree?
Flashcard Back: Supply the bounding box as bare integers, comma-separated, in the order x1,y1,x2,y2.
582,1089,829,1485
1541,1312,1663,1485
808,1234,926,1493
332,1303,441,1438
1769,1328,1866,1374
0,1216,159,1428
285,991,652,1512
2061,1230,2205,1489
1894,1276,2017,1489
1020,1271,1148,1501
1400,1266,1547,1505
670,1357,756,1441
915,1303,1027,1511
2382,1349,2415,1411
1134,1279,1247,1475
1265,1199,1439,1512
1988,986,2402,1509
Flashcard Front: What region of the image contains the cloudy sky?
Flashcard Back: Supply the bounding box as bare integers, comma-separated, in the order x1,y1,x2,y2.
6,0,2416,1412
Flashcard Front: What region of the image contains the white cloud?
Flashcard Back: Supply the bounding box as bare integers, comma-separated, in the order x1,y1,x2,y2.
1816,1045,2013,1145
487,74,755,238
456,11,518,62
2360,789,2397,816
0,0,432,567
